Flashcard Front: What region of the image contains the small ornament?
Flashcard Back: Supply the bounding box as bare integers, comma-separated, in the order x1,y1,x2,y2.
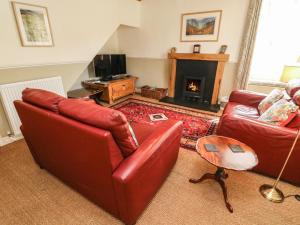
193,44,201,53
219,45,228,54
170,47,177,54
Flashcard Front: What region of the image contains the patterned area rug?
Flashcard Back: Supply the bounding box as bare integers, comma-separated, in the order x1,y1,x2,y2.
112,98,219,150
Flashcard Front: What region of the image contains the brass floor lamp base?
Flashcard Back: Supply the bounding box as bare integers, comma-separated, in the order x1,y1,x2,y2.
259,129,300,204
259,184,284,203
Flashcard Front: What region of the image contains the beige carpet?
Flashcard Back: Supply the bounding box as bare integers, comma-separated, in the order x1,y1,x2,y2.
0,140,299,225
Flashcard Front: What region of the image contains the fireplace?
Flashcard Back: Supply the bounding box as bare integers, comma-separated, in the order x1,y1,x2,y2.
160,52,229,112
183,77,205,102
174,59,218,106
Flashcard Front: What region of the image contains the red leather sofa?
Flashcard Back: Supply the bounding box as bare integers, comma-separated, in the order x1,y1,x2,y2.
217,90,300,186
14,88,183,225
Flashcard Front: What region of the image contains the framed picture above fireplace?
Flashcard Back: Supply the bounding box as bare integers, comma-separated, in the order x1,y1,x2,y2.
180,10,222,42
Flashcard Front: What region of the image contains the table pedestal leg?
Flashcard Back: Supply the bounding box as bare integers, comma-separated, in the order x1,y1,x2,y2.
189,167,233,213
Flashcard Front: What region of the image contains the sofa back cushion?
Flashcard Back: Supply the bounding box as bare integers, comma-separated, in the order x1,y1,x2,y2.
58,99,138,157
258,89,284,115
22,88,65,113
258,99,299,126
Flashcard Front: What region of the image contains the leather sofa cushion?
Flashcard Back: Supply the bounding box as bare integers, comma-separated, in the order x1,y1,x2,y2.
224,102,260,119
58,99,138,157
22,88,65,113
130,121,158,144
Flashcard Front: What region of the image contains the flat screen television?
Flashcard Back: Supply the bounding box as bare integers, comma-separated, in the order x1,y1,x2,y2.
93,54,126,81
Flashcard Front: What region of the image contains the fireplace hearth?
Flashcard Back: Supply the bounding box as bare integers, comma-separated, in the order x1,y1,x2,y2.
160,52,229,112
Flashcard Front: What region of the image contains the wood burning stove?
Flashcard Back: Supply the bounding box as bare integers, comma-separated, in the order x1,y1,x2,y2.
160,59,219,111
183,76,205,102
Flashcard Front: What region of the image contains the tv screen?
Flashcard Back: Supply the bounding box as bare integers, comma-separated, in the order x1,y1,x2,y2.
93,54,126,80
111,54,126,75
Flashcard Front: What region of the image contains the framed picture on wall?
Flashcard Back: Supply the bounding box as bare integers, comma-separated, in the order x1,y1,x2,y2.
180,10,222,42
12,2,54,47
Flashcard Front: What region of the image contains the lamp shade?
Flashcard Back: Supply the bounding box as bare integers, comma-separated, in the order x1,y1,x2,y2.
280,65,300,83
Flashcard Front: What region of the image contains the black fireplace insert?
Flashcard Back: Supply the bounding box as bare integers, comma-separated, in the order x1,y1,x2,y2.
160,59,219,112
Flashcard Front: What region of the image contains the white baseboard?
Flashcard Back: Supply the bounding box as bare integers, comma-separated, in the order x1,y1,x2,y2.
0,135,23,147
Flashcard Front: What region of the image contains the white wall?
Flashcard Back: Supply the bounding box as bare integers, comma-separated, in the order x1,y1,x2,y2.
118,0,141,28
98,30,121,54
115,0,250,98
0,0,140,68
0,0,141,137
118,0,250,62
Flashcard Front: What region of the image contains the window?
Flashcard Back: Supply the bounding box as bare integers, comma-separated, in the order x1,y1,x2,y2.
249,0,300,83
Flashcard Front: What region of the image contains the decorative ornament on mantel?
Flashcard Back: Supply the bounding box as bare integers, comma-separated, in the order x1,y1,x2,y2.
170,47,177,54
193,44,201,53
219,45,228,54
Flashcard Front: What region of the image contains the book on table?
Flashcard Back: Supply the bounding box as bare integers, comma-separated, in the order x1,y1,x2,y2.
149,113,168,122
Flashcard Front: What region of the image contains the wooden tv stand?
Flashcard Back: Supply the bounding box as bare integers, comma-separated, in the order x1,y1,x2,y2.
82,75,138,104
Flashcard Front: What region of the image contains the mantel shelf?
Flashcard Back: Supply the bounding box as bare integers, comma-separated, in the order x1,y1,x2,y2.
168,53,229,62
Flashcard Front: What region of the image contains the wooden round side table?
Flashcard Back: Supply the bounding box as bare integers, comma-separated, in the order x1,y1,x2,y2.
189,135,258,213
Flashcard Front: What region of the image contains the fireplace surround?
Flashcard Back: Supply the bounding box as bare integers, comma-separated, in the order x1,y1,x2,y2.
160,52,229,112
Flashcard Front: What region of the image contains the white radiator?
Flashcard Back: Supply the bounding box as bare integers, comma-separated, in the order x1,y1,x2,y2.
0,76,65,136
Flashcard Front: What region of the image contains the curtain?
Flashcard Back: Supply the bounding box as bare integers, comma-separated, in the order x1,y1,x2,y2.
235,0,263,90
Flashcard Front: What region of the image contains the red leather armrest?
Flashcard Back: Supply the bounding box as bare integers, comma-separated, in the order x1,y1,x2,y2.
229,90,266,108
217,114,300,185
112,119,183,225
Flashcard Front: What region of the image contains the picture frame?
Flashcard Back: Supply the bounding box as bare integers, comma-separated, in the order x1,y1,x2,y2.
219,45,228,54
12,1,54,47
180,10,222,42
193,44,201,53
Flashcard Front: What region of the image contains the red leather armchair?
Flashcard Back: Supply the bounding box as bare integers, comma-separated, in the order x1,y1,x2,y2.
217,90,300,186
14,88,183,225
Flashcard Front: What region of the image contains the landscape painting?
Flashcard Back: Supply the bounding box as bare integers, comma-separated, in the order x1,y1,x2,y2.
181,10,222,42
12,2,54,46
186,17,216,35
